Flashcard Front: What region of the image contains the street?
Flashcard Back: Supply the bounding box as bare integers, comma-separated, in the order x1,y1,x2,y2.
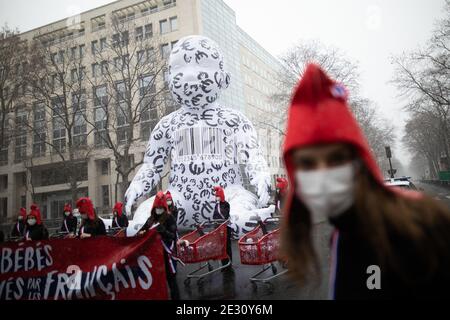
176,222,333,300
415,181,450,208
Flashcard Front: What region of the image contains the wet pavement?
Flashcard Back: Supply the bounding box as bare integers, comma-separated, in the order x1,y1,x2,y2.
175,222,333,300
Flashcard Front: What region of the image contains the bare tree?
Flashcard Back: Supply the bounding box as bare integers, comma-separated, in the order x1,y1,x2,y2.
85,14,172,201
393,0,450,176
23,34,94,204
263,40,395,169
0,24,29,164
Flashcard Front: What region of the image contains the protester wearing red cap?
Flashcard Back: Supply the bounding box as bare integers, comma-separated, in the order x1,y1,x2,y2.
165,191,179,222
76,197,106,238
60,203,77,236
25,204,49,241
212,186,233,270
273,177,289,215
138,191,179,300
111,202,129,229
281,63,450,299
10,207,27,239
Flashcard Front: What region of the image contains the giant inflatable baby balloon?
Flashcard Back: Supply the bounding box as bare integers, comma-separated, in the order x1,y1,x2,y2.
124,35,273,238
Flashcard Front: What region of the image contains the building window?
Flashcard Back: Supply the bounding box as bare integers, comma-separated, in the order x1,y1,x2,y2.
161,43,171,59
100,37,107,51
33,103,46,157
160,19,170,34
140,98,157,140
100,159,109,175
144,23,153,38
139,74,155,96
52,98,66,154
92,63,100,77
72,92,87,147
91,40,98,54
170,16,178,31
135,26,143,41
79,44,85,59
94,85,108,148
102,185,110,207
116,101,130,145
113,31,129,47
15,109,27,162
70,46,77,60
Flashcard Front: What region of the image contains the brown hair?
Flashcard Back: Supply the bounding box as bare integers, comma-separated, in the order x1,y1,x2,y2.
281,162,450,286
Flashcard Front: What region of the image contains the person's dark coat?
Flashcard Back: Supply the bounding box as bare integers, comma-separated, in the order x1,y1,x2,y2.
25,224,49,241
10,220,26,238
0,230,4,243
213,201,230,220
112,214,129,229
329,207,450,299
79,218,106,237
212,197,232,265
61,215,78,233
168,204,178,222
140,213,177,247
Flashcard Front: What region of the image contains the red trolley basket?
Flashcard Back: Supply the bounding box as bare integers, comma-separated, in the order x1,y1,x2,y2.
176,220,230,286
107,227,127,238
238,216,287,290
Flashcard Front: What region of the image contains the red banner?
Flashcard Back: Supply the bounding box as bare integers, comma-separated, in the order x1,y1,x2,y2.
0,229,168,300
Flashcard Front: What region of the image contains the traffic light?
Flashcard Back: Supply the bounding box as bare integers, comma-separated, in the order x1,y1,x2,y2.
385,146,392,159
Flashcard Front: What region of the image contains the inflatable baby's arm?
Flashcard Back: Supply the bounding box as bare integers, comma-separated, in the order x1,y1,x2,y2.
237,115,271,208
124,117,171,215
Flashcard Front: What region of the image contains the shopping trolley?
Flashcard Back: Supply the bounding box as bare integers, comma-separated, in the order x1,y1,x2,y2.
106,227,127,237
49,231,73,239
176,220,230,286
238,216,287,291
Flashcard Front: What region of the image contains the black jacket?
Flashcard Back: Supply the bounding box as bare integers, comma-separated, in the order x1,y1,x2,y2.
10,221,26,238
112,214,129,229
79,218,106,237
213,201,230,220
25,224,49,241
61,215,78,233
0,230,4,243
329,208,450,299
168,205,179,222
140,213,177,247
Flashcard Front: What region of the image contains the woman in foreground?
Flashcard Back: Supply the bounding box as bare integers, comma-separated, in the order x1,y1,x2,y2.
281,63,450,299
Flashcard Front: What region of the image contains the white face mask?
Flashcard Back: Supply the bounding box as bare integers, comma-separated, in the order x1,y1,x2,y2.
216,197,221,202
64,211,70,217
295,162,356,222
81,214,88,220
155,208,165,215
18,216,23,221
27,218,36,226
167,200,173,206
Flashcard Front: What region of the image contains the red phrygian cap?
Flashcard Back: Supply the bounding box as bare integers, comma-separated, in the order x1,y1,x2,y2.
63,203,72,213
276,177,289,194
19,207,27,219
28,204,42,225
113,202,123,217
152,191,169,212
165,191,173,201
283,64,421,219
214,186,225,202
76,197,96,220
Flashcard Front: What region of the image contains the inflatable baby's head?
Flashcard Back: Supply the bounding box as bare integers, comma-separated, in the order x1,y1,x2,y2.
168,35,230,109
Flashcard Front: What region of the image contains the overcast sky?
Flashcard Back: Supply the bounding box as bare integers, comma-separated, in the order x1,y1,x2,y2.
0,0,447,168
